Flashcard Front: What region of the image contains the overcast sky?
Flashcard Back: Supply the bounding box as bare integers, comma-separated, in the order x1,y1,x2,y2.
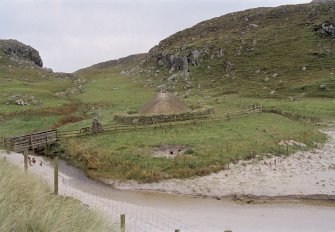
0,0,309,72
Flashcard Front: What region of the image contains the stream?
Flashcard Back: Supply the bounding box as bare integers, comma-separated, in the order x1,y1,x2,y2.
1,151,335,232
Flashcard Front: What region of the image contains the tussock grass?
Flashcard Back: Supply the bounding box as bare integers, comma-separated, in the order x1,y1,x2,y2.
1,2,335,184
62,113,326,183
0,160,111,232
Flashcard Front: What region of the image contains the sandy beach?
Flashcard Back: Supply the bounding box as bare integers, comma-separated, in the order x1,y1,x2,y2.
109,129,335,199
1,128,335,231
1,149,335,232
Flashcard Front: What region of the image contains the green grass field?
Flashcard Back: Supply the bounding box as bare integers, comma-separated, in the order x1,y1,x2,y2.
1,2,335,183
61,112,326,183
1,68,334,183
0,68,334,183
0,160,111,232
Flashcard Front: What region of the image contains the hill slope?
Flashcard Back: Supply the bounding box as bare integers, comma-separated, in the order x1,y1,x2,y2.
82,2,335,99
0,39,76,109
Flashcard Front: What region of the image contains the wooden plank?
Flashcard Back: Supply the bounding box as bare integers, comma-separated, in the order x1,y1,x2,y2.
12,140,30,146
24,150,28,171
31,132,56,140
54,156,59,194
14,145,30,150
5,129,58,152
10,136,30,143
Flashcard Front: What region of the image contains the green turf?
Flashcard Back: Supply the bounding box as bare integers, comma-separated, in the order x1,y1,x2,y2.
62,112,326,182
1,2,335,183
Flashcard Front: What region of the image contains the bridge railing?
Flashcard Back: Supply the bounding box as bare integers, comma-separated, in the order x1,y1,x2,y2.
3,129,57,153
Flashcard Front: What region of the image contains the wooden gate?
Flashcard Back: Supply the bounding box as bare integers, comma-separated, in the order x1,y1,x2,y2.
3,130,57,152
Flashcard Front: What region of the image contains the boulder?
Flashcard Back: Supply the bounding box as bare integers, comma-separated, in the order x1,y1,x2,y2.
0,39,43,67
314,21,335,38
6,93,40,106
319,84,327,90
15,99,29,106
187,50,201,66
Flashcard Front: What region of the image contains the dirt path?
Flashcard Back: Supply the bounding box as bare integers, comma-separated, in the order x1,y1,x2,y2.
110,129,335,199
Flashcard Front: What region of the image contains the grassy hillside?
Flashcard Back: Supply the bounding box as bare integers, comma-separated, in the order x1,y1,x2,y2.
1,2,335,183
0,160,111,231
102,2,335,99
0,40,92,138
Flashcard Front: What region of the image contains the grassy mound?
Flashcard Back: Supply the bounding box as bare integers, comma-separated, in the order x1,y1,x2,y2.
0,160,111,232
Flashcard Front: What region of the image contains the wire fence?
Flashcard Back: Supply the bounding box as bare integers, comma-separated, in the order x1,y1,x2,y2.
0,106,320,231
0,151,229,232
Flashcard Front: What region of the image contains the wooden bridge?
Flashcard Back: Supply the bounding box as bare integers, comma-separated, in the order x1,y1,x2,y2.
2,130,57,153
1,108,263,153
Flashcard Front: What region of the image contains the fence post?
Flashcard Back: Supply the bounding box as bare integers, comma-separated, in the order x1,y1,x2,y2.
120,214,125,232
286,143,289,156
54,155,59,194
24,150,28,171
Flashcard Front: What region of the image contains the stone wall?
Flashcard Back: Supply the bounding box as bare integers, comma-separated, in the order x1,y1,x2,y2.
114,106,214,125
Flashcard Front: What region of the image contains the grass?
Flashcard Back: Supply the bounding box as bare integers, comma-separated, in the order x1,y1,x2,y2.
0,160,111,232
0,67,73,114
138,2,335,99
0,104,90,138
61,112,326,183
1,2,335,183
1,60,333,183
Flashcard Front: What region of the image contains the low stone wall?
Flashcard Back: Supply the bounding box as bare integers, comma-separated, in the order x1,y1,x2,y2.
114,106,214,125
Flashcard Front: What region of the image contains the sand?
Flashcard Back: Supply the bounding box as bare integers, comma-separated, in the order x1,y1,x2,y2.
111,129,335,198
2,150,335,232
1,128,335,231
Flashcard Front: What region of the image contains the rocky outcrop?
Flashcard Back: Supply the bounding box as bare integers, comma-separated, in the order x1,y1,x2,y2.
314,21,335,38
0,39,43,67
4,93,41,106
153,49,202,73
311,0,335,3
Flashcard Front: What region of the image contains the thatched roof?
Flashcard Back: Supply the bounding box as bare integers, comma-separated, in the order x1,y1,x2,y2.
139,92,191,115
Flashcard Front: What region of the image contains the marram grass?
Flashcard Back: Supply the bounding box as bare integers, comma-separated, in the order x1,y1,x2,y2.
0,160,111,232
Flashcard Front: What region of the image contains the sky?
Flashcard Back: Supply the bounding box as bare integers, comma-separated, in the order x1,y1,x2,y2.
0,0,310,72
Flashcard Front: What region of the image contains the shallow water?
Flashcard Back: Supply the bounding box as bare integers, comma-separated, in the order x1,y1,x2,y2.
2,151,335,232
54,158,335,232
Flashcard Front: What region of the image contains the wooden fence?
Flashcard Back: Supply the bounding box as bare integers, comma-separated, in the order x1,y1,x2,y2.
1,108,261,151
3,130,57,152
57,108,261,139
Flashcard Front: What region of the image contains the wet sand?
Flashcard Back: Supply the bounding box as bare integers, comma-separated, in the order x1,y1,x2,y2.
1,149,335,231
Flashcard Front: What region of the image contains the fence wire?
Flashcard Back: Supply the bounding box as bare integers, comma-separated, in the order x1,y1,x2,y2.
0,151,230,232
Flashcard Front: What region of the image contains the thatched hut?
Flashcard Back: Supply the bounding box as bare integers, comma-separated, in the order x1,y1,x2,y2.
114,90,214,124
139,92,191,115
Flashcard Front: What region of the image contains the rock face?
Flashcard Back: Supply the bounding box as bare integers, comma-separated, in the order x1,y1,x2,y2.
79,1,335,98
0,39,43,67
314,21,335,38
311,0,335,3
